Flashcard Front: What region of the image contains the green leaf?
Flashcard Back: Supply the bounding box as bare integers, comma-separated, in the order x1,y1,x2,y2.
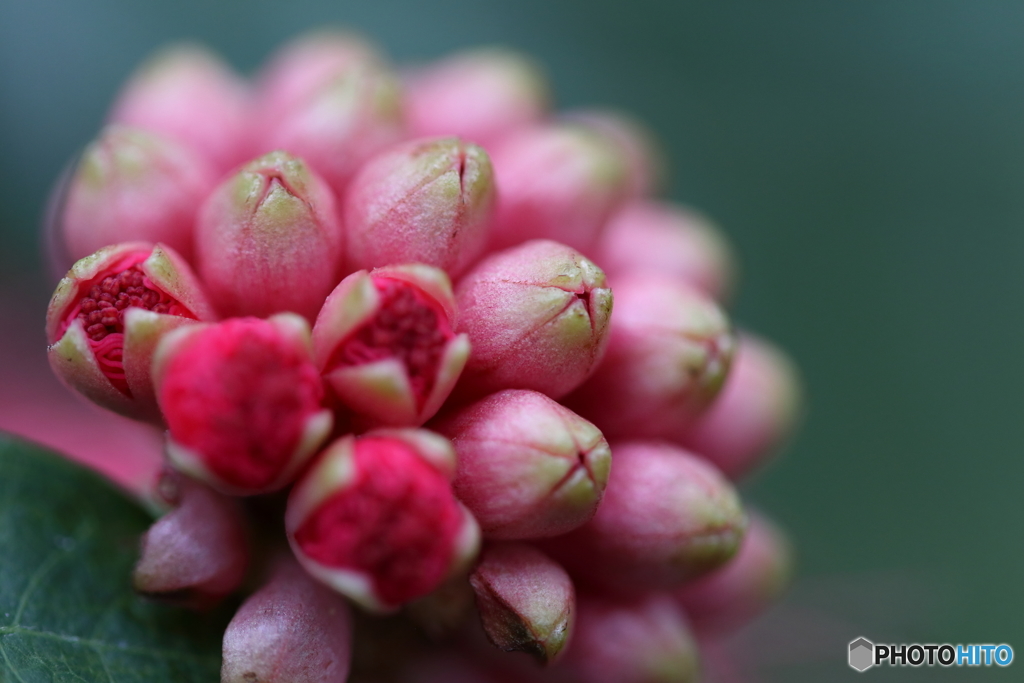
0,434,227,683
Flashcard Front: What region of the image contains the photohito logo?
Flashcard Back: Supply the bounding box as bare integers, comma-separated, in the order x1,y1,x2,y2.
848,637,1013,672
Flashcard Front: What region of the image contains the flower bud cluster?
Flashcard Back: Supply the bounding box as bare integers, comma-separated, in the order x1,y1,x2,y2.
43,30,803,683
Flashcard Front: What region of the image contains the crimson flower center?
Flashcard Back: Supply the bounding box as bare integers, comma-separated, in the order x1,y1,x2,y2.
63,263,195,397
329,278,452,408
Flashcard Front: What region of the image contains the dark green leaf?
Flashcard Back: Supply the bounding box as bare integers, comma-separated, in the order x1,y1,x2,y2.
0,434,227,683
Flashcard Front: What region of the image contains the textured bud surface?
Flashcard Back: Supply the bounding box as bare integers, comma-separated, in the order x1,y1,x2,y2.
435,389,610,539
566,274,734,440
455,240,612,400
60,126,216,264
195,151,343,321
546,442,746,592
470,542,575,664
222,556,353,683
344,137,495,277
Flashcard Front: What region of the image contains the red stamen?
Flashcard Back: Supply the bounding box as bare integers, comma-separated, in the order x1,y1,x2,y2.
328,278,452,408
63,263,195,396
294,437,463,606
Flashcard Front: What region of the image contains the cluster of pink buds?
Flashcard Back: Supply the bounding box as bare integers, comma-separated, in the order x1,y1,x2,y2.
44,29,802,683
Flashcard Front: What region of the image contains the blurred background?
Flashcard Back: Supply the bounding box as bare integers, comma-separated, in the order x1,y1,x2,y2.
2,1,1022,680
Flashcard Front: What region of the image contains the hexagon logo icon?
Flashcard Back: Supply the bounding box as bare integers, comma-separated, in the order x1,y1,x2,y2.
849,637,874,672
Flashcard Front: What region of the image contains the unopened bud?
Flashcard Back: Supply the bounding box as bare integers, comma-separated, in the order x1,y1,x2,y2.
46,242,215,422
593,200,736,301
133,470,248,609
344,137,495,277
544,442,745,593
405,48,549,148
560,109,665,200
555,593,700,683
153,315,332,495
487,124,628,253
108,44,250,172
674,511,793,635
681,334,802,479
257,59,405,197
58,126,216,264
470,543,575,664
313,265,470,427
195,151,344,321
455,240,613,400
286,430,479,613
255,29,384,124
565,274,734,441
222,555,354,683
433,390,610,539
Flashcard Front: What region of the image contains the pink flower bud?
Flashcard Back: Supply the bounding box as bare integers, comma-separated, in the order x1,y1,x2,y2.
433,390,610,539
487,124,629,253
674,512,793,636
108,44,250,173
312,265,470,426
222,555,354,683
133,470,248,609
470,542,575,664
592,201,737,301
681,334,802,480
257,59,405,197
195,151,344,321
684,335,802,481
46,242,216,422
405,48,549,149
565,274,735,441
560,109,665,200
153,315,333,495
286,430,480,613
255,29,384,125
344,138,495,277
556,593,699,683
454,240,613,400
57,126,216,265
544,442,746,593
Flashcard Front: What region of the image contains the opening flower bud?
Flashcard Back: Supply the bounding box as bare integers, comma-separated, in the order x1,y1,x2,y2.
153,315,333,495
286,430,480,613
592,200,737,301
195,151,344,321
487,123,629,253
405,48,550,149
133,469,249,609
565,274,735,441
344,137,495,278
454,240,613,400
470,542,575,665
313,265,470,427
107,44,251,173
222,555,353,683
680,334,803,480
433,390,611,539
673,511,793,636
543,442,746,593
58,126,217,265
555,593,700,683
257,58,405,197
46,242,215,422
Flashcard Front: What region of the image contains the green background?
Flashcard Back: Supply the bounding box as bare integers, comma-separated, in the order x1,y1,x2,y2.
2,1,1021,680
